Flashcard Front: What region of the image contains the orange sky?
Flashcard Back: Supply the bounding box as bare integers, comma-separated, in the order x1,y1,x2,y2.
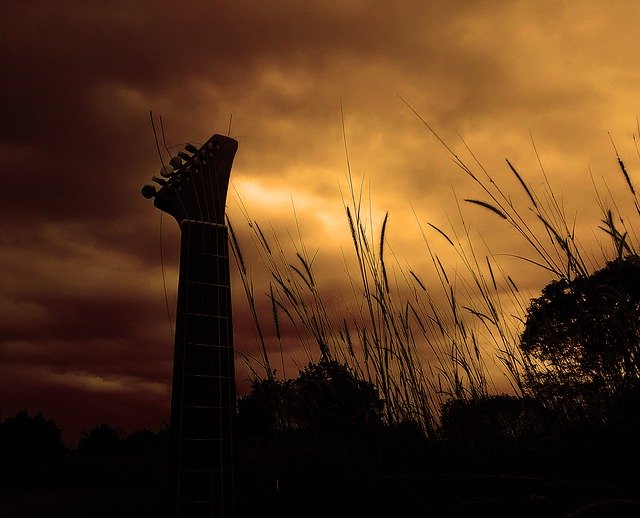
2,0,640,442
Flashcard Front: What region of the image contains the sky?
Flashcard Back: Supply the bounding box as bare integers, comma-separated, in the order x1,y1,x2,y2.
2,0,640,443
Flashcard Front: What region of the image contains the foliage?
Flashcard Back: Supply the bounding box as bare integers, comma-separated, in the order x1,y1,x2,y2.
238,359,383,437
295,360,384,431
237,376,296,436
440,394,555,444
78,422,123,458
0,410,68,490
521,254,640,398
0,409,65,457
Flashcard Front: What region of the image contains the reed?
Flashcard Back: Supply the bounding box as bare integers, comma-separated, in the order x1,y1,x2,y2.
230,111,640,438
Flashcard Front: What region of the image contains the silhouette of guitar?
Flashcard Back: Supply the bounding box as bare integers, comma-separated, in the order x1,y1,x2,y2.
142,134,238,517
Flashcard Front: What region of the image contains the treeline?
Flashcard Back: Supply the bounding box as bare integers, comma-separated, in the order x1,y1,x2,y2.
2,362,639,516
236,359,640,516
0,410,167,516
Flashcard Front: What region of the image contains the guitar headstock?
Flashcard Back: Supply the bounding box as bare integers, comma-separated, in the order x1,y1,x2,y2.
142,134,238,225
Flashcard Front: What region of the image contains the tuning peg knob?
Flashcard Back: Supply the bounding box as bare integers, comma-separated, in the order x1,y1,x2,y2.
151,175,167,186
169,156,182,169
159,164,173,178
141,184,157,199
177,151,191,161
185,143,198,154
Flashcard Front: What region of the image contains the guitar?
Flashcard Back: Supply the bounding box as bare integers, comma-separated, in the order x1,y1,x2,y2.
142,134,238,517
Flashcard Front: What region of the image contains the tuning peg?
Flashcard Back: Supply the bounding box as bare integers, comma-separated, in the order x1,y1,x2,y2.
177,151,191,161
159,164,173,178
184,143,199,154
141,185,157,199
169,156,182,169
151,175,167,186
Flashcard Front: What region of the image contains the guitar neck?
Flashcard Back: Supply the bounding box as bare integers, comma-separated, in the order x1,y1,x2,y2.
169,220,236,517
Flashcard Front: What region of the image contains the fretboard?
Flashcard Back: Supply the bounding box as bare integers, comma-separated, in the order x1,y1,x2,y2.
168,220,236,517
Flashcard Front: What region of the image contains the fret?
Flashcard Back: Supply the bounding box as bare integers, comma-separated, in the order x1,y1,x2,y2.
178,342,233,375
179,469,234,504
188,252,229,260
175,502,235,518
179,282,230,316
179,313,232,344
182,404,234,409
179,406,233,440
183,373,233,379
181,221,229,255
176,341,233,348
182,312,231,319
179,439,234,470
178,430,234,440
181,373,235,407
181,255,230,286
187,279,230,287
183,405,234,412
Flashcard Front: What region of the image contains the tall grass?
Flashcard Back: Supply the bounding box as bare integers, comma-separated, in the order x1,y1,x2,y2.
229,112,640,436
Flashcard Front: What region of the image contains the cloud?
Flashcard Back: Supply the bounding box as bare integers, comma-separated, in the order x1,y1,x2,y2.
2,0,640,439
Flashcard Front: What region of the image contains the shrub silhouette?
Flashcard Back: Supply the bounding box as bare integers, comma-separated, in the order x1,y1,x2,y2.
238,377,296,437
294,360,383,433
77,423,124,485
119,428,168,489
441,395,554,443
238,359,383,438
236,360,385,516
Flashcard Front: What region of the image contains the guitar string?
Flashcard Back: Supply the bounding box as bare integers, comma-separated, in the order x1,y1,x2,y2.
175,204,187,514
202,155,215,507
158,115,172,158
205,144,229,511
159,213,175,337
218,150,236,514
149,112,176,337
202,145,216,225
187,147,206,225
198,142,221,505
223,173,235,515
211,142,237,513
177,155,205,510
159,116,201,227
204,146,222,507
184,145,212,510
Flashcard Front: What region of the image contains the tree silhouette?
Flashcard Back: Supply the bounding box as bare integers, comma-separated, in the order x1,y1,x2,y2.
0,410,67,489
236,360,385,516
294,360,383,433
238,359,383,438
77,423,123,485
238,377,296,438
520,255,640,409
